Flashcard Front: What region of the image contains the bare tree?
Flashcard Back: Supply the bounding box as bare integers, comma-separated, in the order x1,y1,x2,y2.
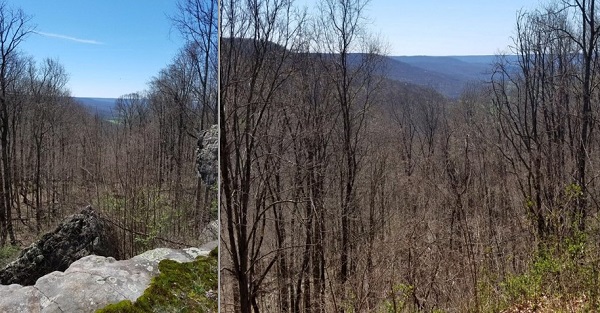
317,0,384,286
0,1,32,245
172,0,218,128
115,92,149,131
566,0,600,231
23,58,69,232
220,0,305,311
150,51,198,232
492,2,600,240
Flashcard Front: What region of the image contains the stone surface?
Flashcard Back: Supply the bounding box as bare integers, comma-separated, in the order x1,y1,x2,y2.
0,206,119,286
0,240,218,313
199,219,219,243
197,124,218,185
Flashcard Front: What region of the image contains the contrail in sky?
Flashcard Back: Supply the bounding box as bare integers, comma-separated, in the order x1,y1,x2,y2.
33,31,104,45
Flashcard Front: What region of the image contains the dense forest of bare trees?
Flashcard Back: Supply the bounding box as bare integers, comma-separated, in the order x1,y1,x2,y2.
221,0,600,311
0,0,217,260
10,0,600,310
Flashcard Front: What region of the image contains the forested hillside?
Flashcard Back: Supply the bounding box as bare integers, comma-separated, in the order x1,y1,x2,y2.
0,0,216,263
376,55,492,98
221,0,600,312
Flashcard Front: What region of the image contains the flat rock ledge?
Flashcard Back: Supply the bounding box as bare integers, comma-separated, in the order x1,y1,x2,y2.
0,240,218,313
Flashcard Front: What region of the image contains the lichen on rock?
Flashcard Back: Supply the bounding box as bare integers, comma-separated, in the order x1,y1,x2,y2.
0,206,120,286
197,124,218,186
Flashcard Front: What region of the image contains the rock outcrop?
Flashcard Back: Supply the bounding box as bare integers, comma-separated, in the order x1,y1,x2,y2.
0,206,119,286
0,240,218,313
199,219,219,243
197,124,218,186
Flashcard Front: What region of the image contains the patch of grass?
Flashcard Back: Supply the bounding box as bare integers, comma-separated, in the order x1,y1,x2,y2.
0,245,21,268
96,247,218,313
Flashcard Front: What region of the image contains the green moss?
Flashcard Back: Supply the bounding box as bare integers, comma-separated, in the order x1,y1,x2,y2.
95,300,143,313
96,248,218,313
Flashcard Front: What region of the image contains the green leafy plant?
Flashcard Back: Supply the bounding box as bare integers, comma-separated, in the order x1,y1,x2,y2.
380,283,413,313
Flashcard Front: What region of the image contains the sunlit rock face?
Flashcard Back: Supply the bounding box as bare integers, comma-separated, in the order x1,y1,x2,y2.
197,124,218,186
0,241,217,313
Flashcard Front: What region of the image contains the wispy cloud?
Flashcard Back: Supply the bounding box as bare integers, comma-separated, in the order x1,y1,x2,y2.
33,31,104,45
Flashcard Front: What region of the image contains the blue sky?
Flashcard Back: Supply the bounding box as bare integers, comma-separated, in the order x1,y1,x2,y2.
299,0,542,56
13,1,544,97
14,1,185,98
368,0,542,55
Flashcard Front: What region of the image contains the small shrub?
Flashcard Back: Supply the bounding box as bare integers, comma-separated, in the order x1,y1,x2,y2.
380,283,413,313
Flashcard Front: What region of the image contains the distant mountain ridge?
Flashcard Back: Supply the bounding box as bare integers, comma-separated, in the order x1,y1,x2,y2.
342,53,507,98
223,37,509,98
392,56,493,80
74,97,117,118
381,55,499,98
73,56,506,108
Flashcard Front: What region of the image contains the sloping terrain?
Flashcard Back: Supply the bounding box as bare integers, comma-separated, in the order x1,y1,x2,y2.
381,55,496,98
75,97,118,118
392,55,492,81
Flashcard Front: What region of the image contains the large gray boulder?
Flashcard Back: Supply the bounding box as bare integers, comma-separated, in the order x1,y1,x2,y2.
0,240,218,313
0,206,119,286
197,124,218,186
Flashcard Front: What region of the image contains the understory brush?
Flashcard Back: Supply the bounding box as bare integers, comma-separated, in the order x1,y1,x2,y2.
479,231,600,312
